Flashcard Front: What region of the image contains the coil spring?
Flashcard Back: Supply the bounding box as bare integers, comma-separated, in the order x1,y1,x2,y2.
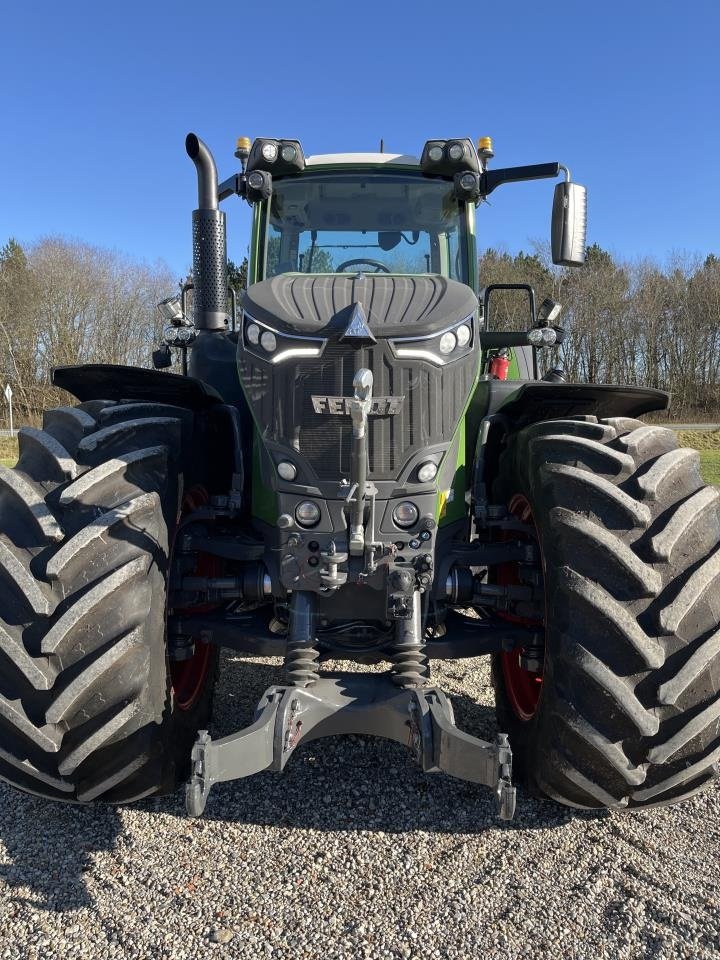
284,640,320,687
390,639,429,689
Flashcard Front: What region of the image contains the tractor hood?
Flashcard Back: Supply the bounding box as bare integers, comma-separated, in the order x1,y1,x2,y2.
241,274,478,338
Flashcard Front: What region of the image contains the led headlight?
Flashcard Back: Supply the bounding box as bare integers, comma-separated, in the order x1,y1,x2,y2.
439,332,457,355
243,314,325,363
247,138,306,174
420,138,479,176
417,462,438,483
528,328,544,346
246,169,273,202
277,461,297,481
456,323,471,347
391,315,475,366
295,501,321,527
393,501,419,528
260,331,277,352
528,327,558,347
454,170,481,202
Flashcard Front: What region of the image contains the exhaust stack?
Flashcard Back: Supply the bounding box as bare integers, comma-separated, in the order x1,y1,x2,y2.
185,133,228,331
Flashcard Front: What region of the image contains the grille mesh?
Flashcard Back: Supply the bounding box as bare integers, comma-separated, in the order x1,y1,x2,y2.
238,341,476,481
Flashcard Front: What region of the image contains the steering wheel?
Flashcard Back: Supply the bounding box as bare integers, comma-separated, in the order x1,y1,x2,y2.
336,258,391,274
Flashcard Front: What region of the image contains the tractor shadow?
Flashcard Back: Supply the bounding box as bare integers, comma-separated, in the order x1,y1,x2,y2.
0,784,124,912
162,651,608,835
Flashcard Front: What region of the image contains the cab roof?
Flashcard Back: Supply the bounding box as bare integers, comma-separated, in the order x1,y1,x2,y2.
305,152,420,167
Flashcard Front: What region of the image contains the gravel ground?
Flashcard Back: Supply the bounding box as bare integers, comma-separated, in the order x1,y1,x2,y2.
1,652,719,960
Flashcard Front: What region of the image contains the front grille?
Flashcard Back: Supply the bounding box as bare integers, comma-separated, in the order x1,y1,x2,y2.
238,341,476,481
297,345,399,479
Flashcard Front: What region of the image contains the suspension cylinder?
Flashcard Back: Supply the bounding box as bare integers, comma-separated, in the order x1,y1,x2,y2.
284,591,320,687
390,592,429,688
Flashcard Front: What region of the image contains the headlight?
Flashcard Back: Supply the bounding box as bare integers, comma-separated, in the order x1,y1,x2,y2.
393,501,419,528
260,331,277,352
280,144,297,163
277,461,297,481
528,327,557,347
295,501,321,527
439,332,457,355
243,315,325,363
456,323,471,347
390,316,474,366
261,142,278,162
417,461,438,483
528,328,544,346
428,145,444,162
447,142,464,161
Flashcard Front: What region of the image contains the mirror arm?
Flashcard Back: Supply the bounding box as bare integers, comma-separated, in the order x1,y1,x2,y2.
218,174,247,202
480,162,561,196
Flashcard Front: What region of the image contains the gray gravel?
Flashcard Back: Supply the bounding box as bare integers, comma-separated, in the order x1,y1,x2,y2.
1,651,719,960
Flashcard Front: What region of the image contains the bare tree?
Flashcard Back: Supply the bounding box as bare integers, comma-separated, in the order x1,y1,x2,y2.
0,237,176,422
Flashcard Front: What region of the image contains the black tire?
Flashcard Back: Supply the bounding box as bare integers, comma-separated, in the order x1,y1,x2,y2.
0,400,219,803
491,416,720,810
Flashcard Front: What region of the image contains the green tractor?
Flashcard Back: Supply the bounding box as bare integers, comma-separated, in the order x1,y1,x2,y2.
1,133,718,819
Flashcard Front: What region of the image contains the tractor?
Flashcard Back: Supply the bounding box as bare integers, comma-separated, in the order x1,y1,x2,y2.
1,133,718,819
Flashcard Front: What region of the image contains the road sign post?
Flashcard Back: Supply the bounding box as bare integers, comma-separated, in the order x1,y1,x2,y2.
4,384,13,438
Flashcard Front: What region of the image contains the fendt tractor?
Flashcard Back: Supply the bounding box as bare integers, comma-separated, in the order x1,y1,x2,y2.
1,133,719,820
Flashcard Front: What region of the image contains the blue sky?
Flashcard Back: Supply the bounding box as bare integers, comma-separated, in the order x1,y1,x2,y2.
1,0,718,281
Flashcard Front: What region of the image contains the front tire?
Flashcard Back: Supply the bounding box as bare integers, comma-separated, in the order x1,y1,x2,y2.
492,416,720,810
0,401,218,803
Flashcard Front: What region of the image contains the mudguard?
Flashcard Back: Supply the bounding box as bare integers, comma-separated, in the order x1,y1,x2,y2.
469,379,670,514
53,364,222,410
476,378,669,425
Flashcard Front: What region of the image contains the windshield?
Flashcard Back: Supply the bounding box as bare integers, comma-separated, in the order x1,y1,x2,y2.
261,172,469,283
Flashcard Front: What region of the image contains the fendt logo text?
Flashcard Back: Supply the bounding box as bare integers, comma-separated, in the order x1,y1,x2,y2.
311,396,405,415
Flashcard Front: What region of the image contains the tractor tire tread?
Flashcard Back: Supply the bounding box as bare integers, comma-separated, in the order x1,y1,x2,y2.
492,415,720,810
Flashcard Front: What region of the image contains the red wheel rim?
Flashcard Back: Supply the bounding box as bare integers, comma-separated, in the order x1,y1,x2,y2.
497,494,545,722
168,487,217,712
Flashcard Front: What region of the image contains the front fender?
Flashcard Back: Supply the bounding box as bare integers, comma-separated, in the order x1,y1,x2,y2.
475,379,669,426
53,364,222,410
469,379,670,516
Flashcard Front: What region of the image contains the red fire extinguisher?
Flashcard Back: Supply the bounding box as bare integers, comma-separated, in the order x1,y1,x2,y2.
489,349,510,380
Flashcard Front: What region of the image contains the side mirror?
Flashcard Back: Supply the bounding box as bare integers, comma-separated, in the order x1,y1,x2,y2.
551,181,587,266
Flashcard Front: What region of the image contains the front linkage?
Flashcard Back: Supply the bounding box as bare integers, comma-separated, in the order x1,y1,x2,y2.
185,371,516,820
186,592,516,820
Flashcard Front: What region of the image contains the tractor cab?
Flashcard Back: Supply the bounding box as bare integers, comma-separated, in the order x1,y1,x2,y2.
250,154,475,290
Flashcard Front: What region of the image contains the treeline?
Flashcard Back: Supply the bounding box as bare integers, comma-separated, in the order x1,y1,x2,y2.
1,237,719,424
0,238,176,421
481,245,720,418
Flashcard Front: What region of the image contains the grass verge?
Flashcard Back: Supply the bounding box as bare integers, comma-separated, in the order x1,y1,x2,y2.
678,430,720,486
